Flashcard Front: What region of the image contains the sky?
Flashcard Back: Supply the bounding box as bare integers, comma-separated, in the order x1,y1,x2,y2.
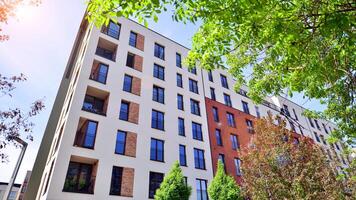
0,0,325,184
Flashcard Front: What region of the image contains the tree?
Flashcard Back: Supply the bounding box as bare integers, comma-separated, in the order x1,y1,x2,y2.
0,74,44,162
86,0,356,145
208,161,243,200
240,116,346,199
154,161,191,200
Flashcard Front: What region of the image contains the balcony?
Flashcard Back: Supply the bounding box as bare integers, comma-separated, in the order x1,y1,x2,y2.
82,86,109,116
95,38,117,61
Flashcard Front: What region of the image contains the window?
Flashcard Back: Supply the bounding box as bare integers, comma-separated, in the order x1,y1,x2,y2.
82,95,105,115
234,158,242,176
96,38,117,61
242,101,250,114
176,53,182,68
215,129,222,146
212,107,219,122
178,118,185,136
283,104,290,117
154,43,165,59
129,31,137,47
322,123,329,134
188,66,197,74
179,145,187,166
119,101,129,121
123,74,133,92
153,85,165,104
246,119,254,133
110,166,123,195
299,125,304,135
63,162,94,194
314,119,321,130
224,93,232,107
194,148,206,170
230,134,239,150
126,52,135,68
189,79,199,94
177,94,184,110
335,143,340,150
226,112,236,127
320,135,327,145
196,179,208,200
208,70,213,82
314,132,320,142
210,87,216,100
190,99,201,116
74,120,98,149
151,110,164,130
218,154,225,169
90,63,108,84
153,64,165,80
176,73,183,88
192,122,203,141
255,106,261,118
115,130,126,155
150,138,164,162
105,21,120,39
220,74,229,89
149,172,164,198
308,117,315,128
292,108,298,121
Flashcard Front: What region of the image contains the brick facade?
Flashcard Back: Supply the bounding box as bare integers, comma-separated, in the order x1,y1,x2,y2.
132,76,141,96
128,101,139,124
134,54,143,72
125,132,137,157
136,33,145,51
121,167,135,197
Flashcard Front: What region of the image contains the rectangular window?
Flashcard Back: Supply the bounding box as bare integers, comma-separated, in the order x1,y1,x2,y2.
192,122,203,141
224,93,232,107
179,145,187,166
105,21,120,39
234,158,242,176
123,74,133,92
74,120,98,149
283,104,290,117
153,85,165,104
119,101,129,121
129,31,137,47
226,112,236,127
178,118,185,136
126,52,135,68
212,107,219,122
210,87,216,100
190,99,201,116
215,129,223,146
188,66,197,74
314,119,321,130
218,154,225,170
154,43,165,60
177,94,184,110
299,125,304,135
230,134,239,150
208,70,213,82
82,95,105,115
246,119,254,134
196,179,208,200
313,132,320,142
322,123,329,134
176,73,183,88
292,108,298,121
151,110,164,130
176,53,182,68
153,64,165,80
149,172,164,198
308,117,315,128
90,63,108,84
255,106,261,118
220,74,229,89
63,162,94,194
115,130,126,155
194,148,206,170
109,166,123,195
242,101,250,114
150,138,164,162
189,79,199,94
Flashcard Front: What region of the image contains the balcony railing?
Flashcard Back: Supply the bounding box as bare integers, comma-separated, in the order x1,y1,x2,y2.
95,47,115,61
82,102,106,116
63,176,96,194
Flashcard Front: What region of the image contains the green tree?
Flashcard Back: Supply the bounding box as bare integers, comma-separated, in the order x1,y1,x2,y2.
208,161,242,200
86,0,356,145
154,161,191,200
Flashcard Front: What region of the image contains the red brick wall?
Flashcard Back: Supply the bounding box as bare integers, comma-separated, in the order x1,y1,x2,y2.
136,33,145,51
125,132,137,157
128,102,139,124
121,167,135,197
134,54,143,72
132,76,141,96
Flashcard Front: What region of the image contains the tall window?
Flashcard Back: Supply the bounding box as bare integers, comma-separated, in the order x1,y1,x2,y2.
149,172,164,198
190,99,201,116
192,122,203,141
314,132,321,142
63,162,94,194
109,166,123,195
218,154,225,169
188,66,197,74
220,74,229,89
154,43,165,60
153,64,165,80
106,21,120,39
178,117,185,136
189,79,199,94
151,110,164,130
224,93,232,107
83,95,105,115
176,73,183,88
322,123,329,134
177,94,184,110
212,107,219,122
215,129,222,146
119,101,129,121
234,158,242,176
129,31,137,47
226,112,236,127
153,85,165,104
90,63,108,84
194,148,206,169
196,179,208,200
242,101,250,114
74,120,98,149
283,104,290,117
314,119,321,130
230,134,239,150
210,87,216,100
150,138,164,162
308,117,315,128
179,145,187,166
176,53,182,68
115,130,126,155
126,52,135,68
246,119,254,133
292,108,299,121
208,70,213,82
123,74,133,93
255,106,261,118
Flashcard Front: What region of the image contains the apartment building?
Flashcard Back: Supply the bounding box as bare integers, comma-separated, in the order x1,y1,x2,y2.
24,16,349,200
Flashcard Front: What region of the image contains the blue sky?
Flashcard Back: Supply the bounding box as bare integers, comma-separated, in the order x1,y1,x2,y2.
0,0,324,183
